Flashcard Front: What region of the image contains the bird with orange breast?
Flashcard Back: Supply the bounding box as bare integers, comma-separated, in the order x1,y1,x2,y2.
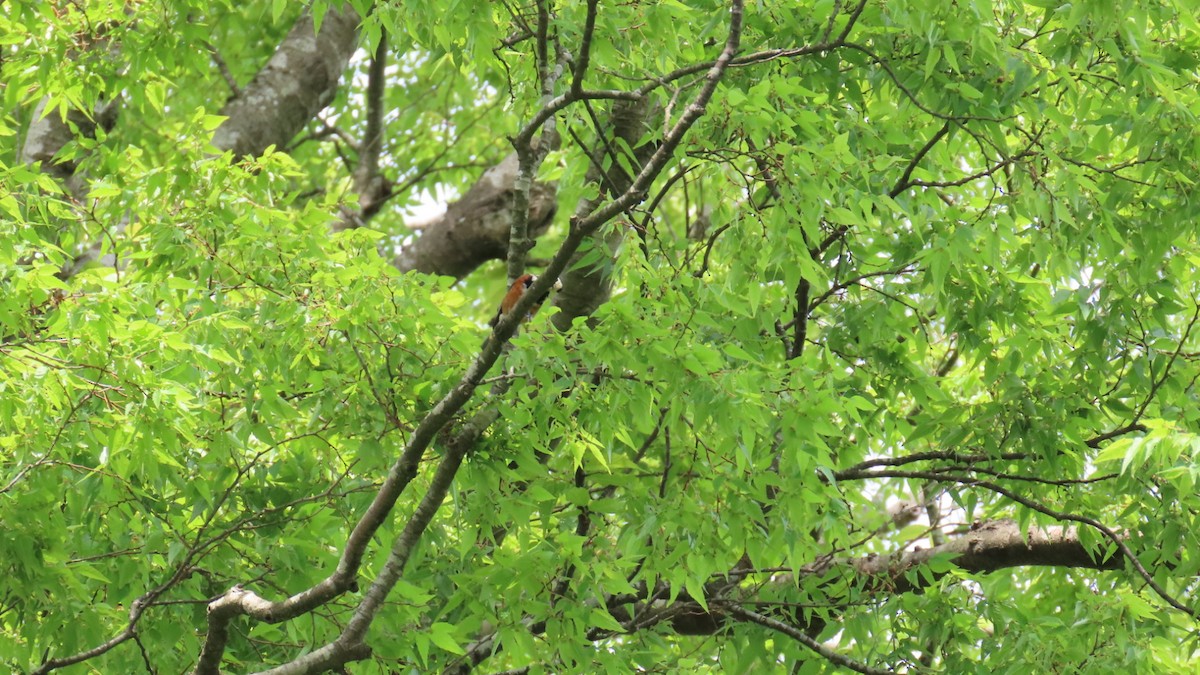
490,273,562,327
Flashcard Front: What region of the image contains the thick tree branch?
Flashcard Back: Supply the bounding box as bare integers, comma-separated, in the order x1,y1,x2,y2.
551,96,655,329
837,467,1194,618
448,519,1120,673
25,5,361,285
393,151,558,278
212,5,361,158
397,0,794,284
249,398,506,675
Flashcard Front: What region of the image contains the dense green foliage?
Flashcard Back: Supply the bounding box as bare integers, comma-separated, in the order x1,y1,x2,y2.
4,0,1200,673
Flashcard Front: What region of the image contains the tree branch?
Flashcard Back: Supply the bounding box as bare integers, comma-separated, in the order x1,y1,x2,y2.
336,29,391,230
570,0,600,96
506,1,563,282
889,121,951,197
195,2,745,671
836,467,1193,618
717,602,894,675
212,4,361,158
446,520,1121,673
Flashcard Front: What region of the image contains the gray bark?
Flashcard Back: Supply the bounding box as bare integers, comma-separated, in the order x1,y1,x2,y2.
212,5,361,157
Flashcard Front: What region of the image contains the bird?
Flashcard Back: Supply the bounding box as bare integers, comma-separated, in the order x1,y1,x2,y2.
490,273,561,327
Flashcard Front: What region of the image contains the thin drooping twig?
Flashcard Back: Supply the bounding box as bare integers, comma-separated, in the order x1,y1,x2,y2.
716,602,896,675
629,0,868,98
1086,303,1200,448
803,265,919,313
1130,302,1200,424
206,41,241,95
840,40,1006,124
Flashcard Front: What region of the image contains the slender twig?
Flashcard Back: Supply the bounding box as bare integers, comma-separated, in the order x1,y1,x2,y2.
907,149,1038,190
841,41,1007,124
791,278,809,360
206,41,241,96
692,221,734,278
1085,423,1148,449
639,162,697,244
571,0,600,95
820,0,843,43
803,265,918,314
1129,302,1200,425
842,451,1030,473
717,602,896,675
889,122,951,197
630,0,868,99
549,466,593,601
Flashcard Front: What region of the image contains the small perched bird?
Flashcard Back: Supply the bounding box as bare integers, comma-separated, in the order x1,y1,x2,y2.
490,273,561,327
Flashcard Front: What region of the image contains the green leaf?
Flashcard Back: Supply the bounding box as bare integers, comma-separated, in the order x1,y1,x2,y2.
428,623,465,655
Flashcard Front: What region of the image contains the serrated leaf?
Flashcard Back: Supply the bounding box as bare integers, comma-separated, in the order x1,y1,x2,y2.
429,623,465,655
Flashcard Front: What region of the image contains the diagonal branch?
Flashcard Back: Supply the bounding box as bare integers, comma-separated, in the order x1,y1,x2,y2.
1087,302,1200,448
1131,302,1200,425
889,122,951,197
195,2,746,672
